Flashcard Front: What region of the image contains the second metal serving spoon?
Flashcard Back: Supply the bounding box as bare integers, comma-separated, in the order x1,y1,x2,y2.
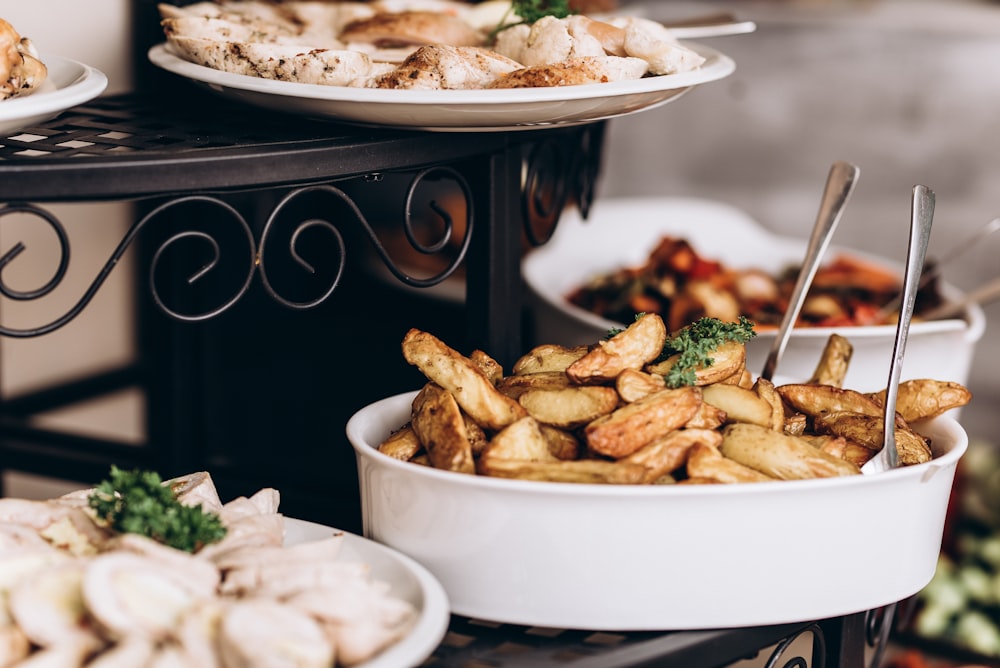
862,185,936,474
760,160,860,381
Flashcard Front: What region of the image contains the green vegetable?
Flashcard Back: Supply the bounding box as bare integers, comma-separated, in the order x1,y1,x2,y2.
88,466,227,553
489,0,573,40
659,316,757,388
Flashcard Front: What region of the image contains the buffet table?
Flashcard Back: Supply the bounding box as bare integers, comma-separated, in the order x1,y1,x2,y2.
0,86,903,668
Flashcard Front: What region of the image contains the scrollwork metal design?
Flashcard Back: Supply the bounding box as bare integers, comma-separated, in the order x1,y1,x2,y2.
762,623,825,668
865,603,897,668
0,166,473,335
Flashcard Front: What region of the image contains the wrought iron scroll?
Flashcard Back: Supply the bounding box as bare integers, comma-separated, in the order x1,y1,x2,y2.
762,623,825,668
0,166,473,335
865,603,898,668
521,122,605,248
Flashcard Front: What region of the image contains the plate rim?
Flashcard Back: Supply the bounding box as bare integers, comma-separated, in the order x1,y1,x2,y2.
284,517,451,668
0,55,108,127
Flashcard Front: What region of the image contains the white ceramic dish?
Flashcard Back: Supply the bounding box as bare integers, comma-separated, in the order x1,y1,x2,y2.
347,391,967,631
522,196,986,393
285,518,450,667
147,42,734,132
0,56,108,135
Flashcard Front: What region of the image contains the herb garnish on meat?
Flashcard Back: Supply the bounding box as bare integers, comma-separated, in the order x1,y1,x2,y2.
88,466,227,553
658,316,757,388
490,0,573,40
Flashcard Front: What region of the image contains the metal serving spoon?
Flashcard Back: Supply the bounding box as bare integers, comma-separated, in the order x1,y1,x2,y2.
862,185,936,474
760,160,860,381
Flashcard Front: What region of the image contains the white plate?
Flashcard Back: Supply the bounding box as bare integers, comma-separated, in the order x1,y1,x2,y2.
284,517,450,668
147,42,735,132
0,56,108,135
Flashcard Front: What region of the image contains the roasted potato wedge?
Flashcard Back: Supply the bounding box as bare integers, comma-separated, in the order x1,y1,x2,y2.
470,349,504,385
685,442,776,483
623,428,722,483
480,416,556,464
813,411,932,465
684,401,727,430
615,368,666,403
719,423,861,479
411,383,475,474
539,424,582,461
584,386,702,458
403,328,527,430
753,377,786,432
566,313,667,384
518,386,620,429
645,340,746,386
776,383,882,419
377,425,423,461
496,371,573,399
866,379,972,422
512,344,589,375
808,333,853,387
700,383,773,428
477,457,648,484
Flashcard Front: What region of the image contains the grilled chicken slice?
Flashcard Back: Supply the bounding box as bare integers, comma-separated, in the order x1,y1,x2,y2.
218,599,334,668
493,15,610,67
7,559,102,651
166,470,225,515
608,16,705,74
340,10,483,48
372,44,521,89
488,55,648,88
0,19,47,100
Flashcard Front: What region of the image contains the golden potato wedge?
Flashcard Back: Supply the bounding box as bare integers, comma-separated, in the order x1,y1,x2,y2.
753,377,786,432
783,412,808,436
776,383,882,419
377,425,423,461
518,386,620,429
813,411,932,465
566,313,667,384
402,328,527,430
512,344,589,375
464,414,489,457
539,424,582,461
684,401,727,430
478,457,648,484
623,428,722,483
584,386,702,458
685,442,776,483
719,423,861,479
480,416,556,464
615,368,667,403
470,349,504,385
701,383,773,428
411,383,475,474
808,333,853,387
866,379,972,422
496,371,573,400
806,434,876,468
645,340,746,386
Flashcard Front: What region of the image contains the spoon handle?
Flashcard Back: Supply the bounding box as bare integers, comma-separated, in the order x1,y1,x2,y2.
878,185,935,470
760,160,860,380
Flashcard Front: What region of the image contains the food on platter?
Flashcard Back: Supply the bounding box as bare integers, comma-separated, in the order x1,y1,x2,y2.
0,18,47,100
566,234,950,333
0,467,416,666
381,314,971,482
157,0,707,89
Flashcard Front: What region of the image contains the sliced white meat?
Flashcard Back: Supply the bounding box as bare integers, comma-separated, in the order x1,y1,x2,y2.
211,533,344,572
275,2,377,37
218,599,334,668
84,636,157,668
147,644,197,668
0,522,59,554
102,533,221,594
174,599,227,668
168,36,375,86
289,581,417,666
82,552,214,641
487,55,648,88
7,559,102,651
372,44,521,90
220,560,369,598
494,15,607,68
339,10,483,48
610,16,705,75
0,551,70,595
0,622,30,666
7,643,93,668
195,512,285,562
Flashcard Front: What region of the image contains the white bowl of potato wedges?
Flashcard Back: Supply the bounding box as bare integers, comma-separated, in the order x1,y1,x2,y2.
523,196,985,394
346,315,970,630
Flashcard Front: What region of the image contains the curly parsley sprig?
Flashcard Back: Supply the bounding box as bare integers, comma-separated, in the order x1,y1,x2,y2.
88,466,227,553
658,316,757,388
489,0,574,41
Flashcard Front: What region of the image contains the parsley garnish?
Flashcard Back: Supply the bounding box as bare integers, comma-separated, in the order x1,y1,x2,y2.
88,466,227,553
490,0,574,40
659,316,757,388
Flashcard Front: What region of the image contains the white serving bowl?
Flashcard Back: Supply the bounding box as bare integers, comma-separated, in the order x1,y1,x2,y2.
348,390,967,631
522,197,985,393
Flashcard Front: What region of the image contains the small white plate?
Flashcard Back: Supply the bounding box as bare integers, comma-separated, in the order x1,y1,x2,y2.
284,518,450,668
0,56,108,135
147,41,735,132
